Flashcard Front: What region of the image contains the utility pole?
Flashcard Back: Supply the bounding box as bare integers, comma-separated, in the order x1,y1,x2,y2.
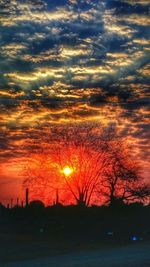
17,198,19,207
26,188,29,207
10,198,13,208
56,188,59,206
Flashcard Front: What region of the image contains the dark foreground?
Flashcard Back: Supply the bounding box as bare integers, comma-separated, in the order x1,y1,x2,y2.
0,204,150,266
0,242,150,267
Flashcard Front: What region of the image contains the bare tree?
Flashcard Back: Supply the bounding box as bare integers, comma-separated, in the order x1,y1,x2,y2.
23,153,59,204
101,142,150,206
51,123,110,207
23,123,150,207
23,123,110,206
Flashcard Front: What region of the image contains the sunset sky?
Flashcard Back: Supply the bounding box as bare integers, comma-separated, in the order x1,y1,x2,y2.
0,0,149,205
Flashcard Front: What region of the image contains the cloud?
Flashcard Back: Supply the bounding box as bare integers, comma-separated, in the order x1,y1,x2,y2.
121,0,150,6
0,0,149,184
119,14,150,27
103,9,137,38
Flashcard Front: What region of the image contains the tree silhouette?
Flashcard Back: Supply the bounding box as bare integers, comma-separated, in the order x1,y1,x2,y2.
23,123,150,206
23,123,111,206
101,141,150,206
23,153,61,205
52,123,110,207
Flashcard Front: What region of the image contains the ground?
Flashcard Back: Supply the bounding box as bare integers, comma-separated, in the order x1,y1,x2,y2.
0,242,150,267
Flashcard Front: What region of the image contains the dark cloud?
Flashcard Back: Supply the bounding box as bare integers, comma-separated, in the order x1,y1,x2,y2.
0,0,149,177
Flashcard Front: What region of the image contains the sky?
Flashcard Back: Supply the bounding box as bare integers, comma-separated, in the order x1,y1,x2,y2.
0,0,150,205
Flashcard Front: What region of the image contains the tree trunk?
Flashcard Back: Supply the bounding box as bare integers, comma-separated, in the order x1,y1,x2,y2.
77,199,87,207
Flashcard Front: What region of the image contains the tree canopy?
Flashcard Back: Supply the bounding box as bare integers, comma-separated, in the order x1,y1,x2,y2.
23,123,150,206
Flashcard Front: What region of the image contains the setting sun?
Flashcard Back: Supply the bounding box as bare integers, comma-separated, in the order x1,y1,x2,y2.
62,166,74,177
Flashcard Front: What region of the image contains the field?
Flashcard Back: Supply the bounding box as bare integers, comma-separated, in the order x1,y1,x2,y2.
0,205,150,266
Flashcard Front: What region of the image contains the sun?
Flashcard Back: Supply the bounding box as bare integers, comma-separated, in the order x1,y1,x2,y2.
62,166,74,177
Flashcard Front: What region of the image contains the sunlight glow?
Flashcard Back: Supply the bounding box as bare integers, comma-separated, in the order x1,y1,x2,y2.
62,166,74,177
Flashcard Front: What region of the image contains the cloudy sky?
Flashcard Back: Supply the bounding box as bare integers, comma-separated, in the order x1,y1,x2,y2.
0,0,149,204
